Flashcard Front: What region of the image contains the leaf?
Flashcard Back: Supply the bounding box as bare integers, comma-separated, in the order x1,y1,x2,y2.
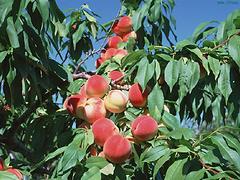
165,158,188,180
162,111,180,130
176,40,196,50
222,133,240,154
45,146,67,161
208,56,220,79
83,10,96,23
172,145,191,153
132,4,148,31
82,167,101,180
72,21,86,50
100,163,115,175
164,60,179,92
6,17,20,48
153,152,171,178
228,35,240,68
0,171,18,180
85,157,109,169
6,67,16,87
167,128,194,140
134,57,155,90
121,50,146,68
217,64,232,104
185,169,205,180
141,146,169,162
0,51,8,63
211,135,240,171
188,61,200,93
37,0,49,22
0,0,14,27
147,84,164,122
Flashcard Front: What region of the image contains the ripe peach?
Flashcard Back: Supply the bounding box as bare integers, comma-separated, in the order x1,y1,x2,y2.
103,134,131,163
108,36,123,48
6,168,23,180
131,115,158,141
122,31,137,42
104,90,128,113
109,70,124,82
98,151,105,158
76,97,106,124
63,94,87,116
96,57,105,69
115,49,128,59
112,16,132,35
129,83,148,107
0,160,4,170
92,118,119,146
85,75,109,98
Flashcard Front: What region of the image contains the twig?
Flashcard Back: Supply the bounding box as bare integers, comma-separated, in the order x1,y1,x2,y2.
199,160,219,175
212,31,240,51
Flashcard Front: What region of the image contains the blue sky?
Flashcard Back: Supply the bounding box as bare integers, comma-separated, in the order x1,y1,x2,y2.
57,0,240,70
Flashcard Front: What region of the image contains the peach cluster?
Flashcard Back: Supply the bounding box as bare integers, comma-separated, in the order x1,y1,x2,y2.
0,160,23,180
95,16,137,69
64,73,160,164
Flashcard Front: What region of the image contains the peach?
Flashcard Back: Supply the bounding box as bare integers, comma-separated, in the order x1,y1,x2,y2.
63,94,87,116
131,115,158,141
103,134,131,163
0,160,4,170
112,16,132,35
104,90,128,113
115,49,128,59
76,97,106,124
109,70,124,82
122,31,137,42
98,151,105,158
6,168,23,180
129,83,148,107
85,75,109,98
96,57,105,69
101,48,118,60
92,118,119,146
108,36,123,48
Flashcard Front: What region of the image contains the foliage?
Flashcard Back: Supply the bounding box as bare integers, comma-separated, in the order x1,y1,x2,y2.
0,0,240,179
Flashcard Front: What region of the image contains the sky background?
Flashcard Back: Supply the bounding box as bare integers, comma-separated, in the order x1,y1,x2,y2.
57,0,240,70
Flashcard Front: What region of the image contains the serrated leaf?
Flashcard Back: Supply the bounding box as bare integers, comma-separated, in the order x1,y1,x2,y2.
211,135,240,170
135,57,155,90
164,60,179,92
147,84,164,122
228,35,240,68
165,158,188,180
217,64,232,104
208,56,220,79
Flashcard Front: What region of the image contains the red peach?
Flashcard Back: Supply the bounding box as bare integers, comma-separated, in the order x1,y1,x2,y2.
131,115,158,141
101,48,118,60
96,57,105,69
112,16,132,35
108,36,123,48
103,134,131,163
63,94,87,116
122,31,137,42
0,160,4,170
85,75,109,98
92,118,119,146
104,90,128,113
98,151,105,158
109,70,124,82
129,83,148,107
115,49,128,59
76,97,106,124
112,21,123,35
6,168,23,180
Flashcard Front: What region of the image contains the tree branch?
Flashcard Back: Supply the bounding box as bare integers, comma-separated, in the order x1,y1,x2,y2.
199,160,219,175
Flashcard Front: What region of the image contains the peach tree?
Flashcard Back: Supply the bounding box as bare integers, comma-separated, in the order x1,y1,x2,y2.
0,0,240,179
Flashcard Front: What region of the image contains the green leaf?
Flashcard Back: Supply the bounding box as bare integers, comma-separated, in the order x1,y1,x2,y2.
162,111,180,130
165,158,188,180
132,4,148,31
141,146,169,162
6,17,20,48
0,51,8,63
228,35,240,68
0,0,14,27
185,169,205,180
172,145,191,153
83,10,96,23
0,171,18,180
82,167,101,180
167,128,194,140
208,56,220,79
37,0,49,22
176,40,196,50
217,64,232,104
222,133,240,154
45,146,67,161
211,135,240,171
188,61,200,93
6,67,16,87
153,152,171,178
121,50,146,68
147,84,164,122
164,60,179,92
85,157,109,169
134,57,155,90
72,21,86,50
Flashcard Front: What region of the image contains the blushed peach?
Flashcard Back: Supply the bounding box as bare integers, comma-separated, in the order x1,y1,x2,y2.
131,115,158,141
122,31,137,42
76,97,106,124
129,83,148,107
112,16,132,35
63,94,87,116
108,36,123,48
0,160,4,170
92,118,119,146
109,70,124,82
6,168,23,180
115,49,128,59
85,75,109,98
98,151,105,158
101,48,118,60
104,90,128,113
103,134,131,163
